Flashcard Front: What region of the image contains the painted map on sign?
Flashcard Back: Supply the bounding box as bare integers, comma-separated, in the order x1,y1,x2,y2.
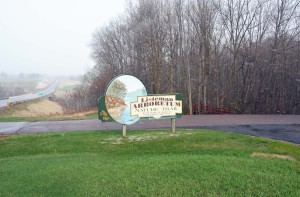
105,75,147,125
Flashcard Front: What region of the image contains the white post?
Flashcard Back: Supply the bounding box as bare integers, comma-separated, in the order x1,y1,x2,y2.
122,124,126,138
171,118,176,133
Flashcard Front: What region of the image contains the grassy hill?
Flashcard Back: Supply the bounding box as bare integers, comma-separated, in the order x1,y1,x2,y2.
1,129,299,196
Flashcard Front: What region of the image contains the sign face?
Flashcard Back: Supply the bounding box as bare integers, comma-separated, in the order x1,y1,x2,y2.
131,94,183,119
98,74,183,130
105,75,147,125
98,96,114,122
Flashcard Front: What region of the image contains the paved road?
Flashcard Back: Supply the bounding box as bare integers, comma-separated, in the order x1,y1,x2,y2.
0,115,299,144
0,80,59,108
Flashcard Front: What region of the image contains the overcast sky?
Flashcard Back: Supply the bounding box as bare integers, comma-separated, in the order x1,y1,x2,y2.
0,0,127,76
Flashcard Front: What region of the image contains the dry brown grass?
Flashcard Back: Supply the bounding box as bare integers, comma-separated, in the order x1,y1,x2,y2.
12,99,64,117
251,152,296,161
0,134,12,141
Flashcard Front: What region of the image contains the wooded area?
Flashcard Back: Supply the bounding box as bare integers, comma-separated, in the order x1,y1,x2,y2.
64,0,300,114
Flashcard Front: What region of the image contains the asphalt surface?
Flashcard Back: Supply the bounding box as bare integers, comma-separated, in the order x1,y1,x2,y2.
0,115,299,144
0,80,59,108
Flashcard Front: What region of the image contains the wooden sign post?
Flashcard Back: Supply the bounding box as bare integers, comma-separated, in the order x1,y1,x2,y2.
122,124,126,138
171,118,176,133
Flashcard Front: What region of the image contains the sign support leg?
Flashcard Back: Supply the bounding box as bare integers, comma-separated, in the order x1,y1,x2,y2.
122,124,126,137
171,118,176,133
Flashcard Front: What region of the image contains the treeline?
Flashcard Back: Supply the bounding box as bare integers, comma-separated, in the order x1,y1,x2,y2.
0,73,41,99
65,0,300,114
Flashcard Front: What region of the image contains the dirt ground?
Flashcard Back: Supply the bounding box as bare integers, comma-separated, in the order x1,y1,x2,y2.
9,98,97,118
0,134,12,141
12,99,64,117
1,79,97,118
26,79,81,117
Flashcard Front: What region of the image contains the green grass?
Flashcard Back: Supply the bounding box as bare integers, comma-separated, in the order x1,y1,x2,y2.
85,112,98,119
1,130,299,196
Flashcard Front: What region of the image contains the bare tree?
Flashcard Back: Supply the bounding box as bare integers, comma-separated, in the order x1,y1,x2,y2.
66,0,300,115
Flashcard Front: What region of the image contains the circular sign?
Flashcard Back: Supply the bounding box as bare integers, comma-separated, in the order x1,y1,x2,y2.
105,75,147,125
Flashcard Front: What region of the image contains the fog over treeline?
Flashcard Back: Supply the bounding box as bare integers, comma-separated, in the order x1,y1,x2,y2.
65,0,300,114
0,72,81,99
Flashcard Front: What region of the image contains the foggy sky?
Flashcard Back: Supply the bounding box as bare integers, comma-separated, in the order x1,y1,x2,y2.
0,0,127,76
